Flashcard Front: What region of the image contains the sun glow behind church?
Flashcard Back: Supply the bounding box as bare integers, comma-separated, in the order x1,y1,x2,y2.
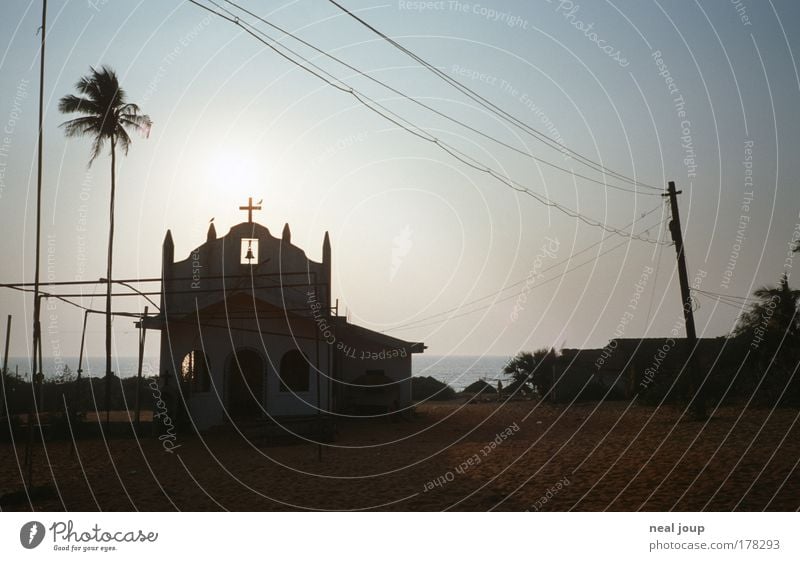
207,151,261,194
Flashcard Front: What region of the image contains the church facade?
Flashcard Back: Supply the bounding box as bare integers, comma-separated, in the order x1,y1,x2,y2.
145,201,424,430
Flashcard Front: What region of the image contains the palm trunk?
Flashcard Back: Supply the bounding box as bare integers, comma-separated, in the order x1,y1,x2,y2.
105,135,116,427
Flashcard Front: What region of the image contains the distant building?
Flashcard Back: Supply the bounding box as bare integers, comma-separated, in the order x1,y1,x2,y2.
144,201,424,430
552,337,741,402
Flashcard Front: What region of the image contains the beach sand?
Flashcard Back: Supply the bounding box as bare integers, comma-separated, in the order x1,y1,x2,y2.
2,400,798,511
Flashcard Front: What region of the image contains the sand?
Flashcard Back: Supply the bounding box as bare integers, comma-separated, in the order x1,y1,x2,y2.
1,400,798,511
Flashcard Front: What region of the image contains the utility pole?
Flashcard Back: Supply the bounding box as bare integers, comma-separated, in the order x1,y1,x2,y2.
134,306,148,435
26,0,47,492
663,181,705,419
1,315,11,419
31,0,46,382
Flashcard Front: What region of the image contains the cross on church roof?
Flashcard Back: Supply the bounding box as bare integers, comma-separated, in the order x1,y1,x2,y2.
239,197,262,223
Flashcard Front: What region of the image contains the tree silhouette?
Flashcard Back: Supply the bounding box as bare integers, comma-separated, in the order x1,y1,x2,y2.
504,348,556,395
735,273,799,339
734,273,800,404
59,66,151,421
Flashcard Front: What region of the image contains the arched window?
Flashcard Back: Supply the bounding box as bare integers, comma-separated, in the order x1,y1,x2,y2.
279,350,309,392
181,350,210,392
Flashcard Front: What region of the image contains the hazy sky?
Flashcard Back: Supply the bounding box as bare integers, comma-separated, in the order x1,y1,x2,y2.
1,0,799,367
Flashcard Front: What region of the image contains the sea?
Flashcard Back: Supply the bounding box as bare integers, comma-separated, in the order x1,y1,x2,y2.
4,356,161,381
4,354,511,392
411,355,510,391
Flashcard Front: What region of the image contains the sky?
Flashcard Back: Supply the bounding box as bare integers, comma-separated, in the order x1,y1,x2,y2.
1,0,799,369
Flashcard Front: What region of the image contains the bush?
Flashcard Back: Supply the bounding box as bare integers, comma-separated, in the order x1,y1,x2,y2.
411,376,456,401
462,379,497,395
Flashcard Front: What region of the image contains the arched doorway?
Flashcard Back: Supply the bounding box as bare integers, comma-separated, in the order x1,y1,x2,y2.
279,350,310,393
227,349,264,419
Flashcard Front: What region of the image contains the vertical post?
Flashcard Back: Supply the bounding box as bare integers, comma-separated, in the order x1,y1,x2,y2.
135,306,149,435
26,297,45,491
325,302,339,414
1,315,11,419
37,328,44,412
335,299,339,410
313,273,322,461
27,0,47,493
70,310,89,457
31,0,46,381
75,310,89,414
664,181,704,418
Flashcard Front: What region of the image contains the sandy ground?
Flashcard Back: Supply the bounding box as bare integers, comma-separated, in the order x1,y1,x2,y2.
1,400,799,511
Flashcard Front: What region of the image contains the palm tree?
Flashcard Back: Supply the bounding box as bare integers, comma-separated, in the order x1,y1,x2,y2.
734,272,800,404
735,273,800,339
503,348,556,395
503,351,536,392
59,66,151,422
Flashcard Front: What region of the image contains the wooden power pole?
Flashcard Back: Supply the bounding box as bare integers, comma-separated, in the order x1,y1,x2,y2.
134,306,148,435
26,0,47,492
1,315,10,419
663,181,705,419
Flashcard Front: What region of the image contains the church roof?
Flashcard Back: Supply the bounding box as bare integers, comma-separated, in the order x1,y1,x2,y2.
334,317,425,353
143,200,423,354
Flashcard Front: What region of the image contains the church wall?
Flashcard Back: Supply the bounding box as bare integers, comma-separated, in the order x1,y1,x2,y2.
158,319,331,428
337,342,412,409
264,336,331,417
155,218,419,426
158,322,226,429
166,222,329,318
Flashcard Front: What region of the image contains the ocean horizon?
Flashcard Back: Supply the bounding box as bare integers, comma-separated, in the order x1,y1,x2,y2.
3,354,512,392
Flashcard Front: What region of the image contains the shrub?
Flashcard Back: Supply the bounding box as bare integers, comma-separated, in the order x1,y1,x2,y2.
411,376,456,401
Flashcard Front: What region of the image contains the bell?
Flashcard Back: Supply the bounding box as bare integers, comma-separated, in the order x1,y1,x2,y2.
245,243,254,261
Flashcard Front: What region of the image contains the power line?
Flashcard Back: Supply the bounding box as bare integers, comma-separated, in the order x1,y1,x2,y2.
388,208,669,332
0,271,320,287
693,288,758,302
221,0,660,196
325,0,663,192
645,214,668,327
0,284,153,317
387,202,665,331
692,292,748,313
390,221,666,332
212,0,660,198
187,0,667,243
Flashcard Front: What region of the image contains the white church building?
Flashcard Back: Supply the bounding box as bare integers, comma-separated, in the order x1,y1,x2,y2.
144,199,424,430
